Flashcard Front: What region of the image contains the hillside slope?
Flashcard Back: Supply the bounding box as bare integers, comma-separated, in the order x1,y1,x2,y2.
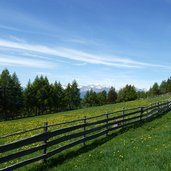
1,95,171,138
40,111,171,171
1,95,171,171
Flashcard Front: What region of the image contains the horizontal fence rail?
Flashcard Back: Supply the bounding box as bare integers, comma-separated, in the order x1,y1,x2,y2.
0,99,171,171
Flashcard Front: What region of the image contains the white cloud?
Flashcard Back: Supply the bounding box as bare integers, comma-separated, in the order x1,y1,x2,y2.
0,39,169,69
0,56,55,68
0,24,23,32
74,63,87,66
66,38,87,44
9,35,26,43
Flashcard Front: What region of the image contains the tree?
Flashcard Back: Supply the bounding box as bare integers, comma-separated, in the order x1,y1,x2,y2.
107,87,117,104
97,90,107,105
35,76,51,114
166,77,171,93
23,80,35,116
149,82,160,96
0,69,23,120
10,72,23,118
117,85,137,102
71,80,81,109
137,90,147,99
159,80,168,94
25,76,51,115
0,69,12,120
52,81,64,112
64,81,81,110
82,89,98,107
64,83,72,110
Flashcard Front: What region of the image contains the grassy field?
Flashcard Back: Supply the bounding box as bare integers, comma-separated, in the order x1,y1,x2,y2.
33,110,171,171
0,95,171,170
1,95,171,139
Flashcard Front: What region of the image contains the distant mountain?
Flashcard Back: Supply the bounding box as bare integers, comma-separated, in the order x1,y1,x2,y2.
136,88,147,92
79,85,110,98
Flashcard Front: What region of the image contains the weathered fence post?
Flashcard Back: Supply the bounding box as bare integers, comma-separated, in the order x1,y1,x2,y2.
140,107,143,121
167,100,169,111
83,116,87,146
146,106,149,119
169,100,170,109
105,112,109,136
157,102,160,114
151,103,154,117
122,107,125,128
161,101,164,113
153,103,155,115
151,103,153,109
163,102,165,113
43,122,48,162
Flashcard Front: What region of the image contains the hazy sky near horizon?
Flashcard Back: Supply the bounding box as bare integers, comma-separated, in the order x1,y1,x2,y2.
0,0,171,90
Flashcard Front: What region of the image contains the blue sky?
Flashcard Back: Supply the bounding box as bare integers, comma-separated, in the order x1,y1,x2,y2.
0,0,171,90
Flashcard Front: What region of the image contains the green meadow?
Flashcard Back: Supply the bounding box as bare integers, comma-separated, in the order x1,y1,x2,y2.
1,95,171,138
42,110,171,171
0,95,171,171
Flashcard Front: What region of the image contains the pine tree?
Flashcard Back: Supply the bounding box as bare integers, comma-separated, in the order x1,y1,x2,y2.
137,90,147,99
64,83,72,110
97,90,107,105
149,83,160,96
117,85,137,102
159,81,168,94
107,87,117,104
0,69,11,120
166,77,171,92
23,80,34,116
71,80,81,109
0,69,23,120
83,89,98,107
52,81,64,112
10,72,23,118
35,76,50,114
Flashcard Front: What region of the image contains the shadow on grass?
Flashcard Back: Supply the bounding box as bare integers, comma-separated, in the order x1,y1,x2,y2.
28,110,169,171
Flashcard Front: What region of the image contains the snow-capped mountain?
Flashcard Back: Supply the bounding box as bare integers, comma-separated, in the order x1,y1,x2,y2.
79,85,110,98
136,88,147,92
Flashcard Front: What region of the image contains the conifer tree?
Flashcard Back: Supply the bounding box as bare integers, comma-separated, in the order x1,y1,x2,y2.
97,90,107,105
117,85,137,102
107,87,117,104
149,83,160,96
0,69,22,120
52,81,64,112
71,80,81,109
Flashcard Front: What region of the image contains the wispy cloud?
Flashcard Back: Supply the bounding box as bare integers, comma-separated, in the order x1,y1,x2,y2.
74,63,87,66
8,35,26,43
0,38,169,69
0,55,55,68
0,24,23,32
0,5,55,33
0,24,61,39
65,37,104,47
66,38,88,44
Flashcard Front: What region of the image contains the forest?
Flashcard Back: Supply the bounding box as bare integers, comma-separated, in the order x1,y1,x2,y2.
0,68,171,121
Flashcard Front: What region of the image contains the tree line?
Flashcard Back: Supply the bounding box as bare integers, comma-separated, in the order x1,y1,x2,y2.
0,68,171,120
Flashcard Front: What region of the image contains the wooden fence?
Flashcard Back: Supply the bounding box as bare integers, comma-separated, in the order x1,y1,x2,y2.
0,100,171,171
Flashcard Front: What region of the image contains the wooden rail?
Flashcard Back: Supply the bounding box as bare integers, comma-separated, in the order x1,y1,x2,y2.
0,100,171,171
